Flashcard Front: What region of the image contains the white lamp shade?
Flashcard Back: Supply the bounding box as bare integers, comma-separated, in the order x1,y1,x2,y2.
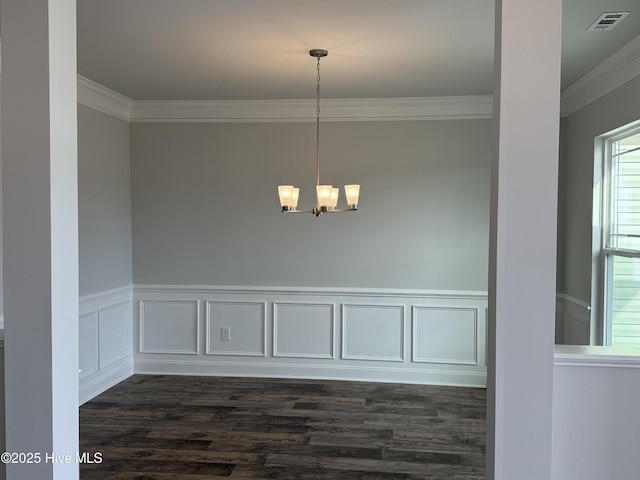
316,185,333,208
329,188,339,208
345,184,360,206
278,185,294,207
291,188,300,208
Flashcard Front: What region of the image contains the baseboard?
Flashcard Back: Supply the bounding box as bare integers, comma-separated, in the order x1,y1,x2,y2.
79,356,133,405
134,359,487,388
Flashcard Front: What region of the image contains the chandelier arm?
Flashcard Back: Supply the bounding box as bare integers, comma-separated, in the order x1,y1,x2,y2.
281,206,357,216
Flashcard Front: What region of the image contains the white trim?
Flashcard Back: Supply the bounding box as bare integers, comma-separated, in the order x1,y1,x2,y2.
341,303,405,362
138,299,200,355
133,284,488,388
75,73,492,122
79,356,133,405
129,96,493,123
97,300,133,369
75,76,492,122
78,286,134,404
205,300,267,357
134,359,487,388
273,302,335,360
561,33,640,116
134,283,487,300
79,284,133,311
411,306,479,366
79,311,98,379
77,75,133,121
555,344,640,367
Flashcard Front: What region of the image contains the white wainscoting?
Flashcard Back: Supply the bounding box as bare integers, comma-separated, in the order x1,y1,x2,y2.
207,301,267,356
79,286,133,404
412,306,478,365
556,294,591,345
134,285,488,387
139,300,200,354
274,302,334,359
342,304,405,362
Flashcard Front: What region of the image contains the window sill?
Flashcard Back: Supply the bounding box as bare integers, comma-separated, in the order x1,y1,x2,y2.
555,344,640,367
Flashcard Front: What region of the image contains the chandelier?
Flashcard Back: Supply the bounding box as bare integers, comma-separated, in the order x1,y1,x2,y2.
278,49,360,217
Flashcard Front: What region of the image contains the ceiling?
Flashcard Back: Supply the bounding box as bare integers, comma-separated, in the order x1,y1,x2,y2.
76,0,640,101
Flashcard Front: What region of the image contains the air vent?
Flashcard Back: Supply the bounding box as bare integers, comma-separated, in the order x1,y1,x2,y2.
587,11,631,31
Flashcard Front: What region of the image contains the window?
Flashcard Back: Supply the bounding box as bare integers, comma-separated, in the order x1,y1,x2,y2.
601,125,640,347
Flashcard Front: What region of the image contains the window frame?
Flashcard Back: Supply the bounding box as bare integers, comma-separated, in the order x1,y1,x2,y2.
594,121,640,346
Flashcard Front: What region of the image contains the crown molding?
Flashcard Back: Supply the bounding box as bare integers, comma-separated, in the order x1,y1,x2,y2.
75,76,492,122
561,33,640,117
129,95,493,123
77,75,133,121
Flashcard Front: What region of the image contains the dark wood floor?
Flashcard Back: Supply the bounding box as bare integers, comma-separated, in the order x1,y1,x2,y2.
80,375,486,479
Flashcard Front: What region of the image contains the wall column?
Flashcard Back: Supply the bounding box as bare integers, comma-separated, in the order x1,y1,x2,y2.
487,0,562,479
1,0,79,478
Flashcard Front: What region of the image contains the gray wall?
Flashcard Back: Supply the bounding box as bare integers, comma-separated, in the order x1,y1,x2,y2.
131,120,492,290
78,105,132,296
559,75,640,302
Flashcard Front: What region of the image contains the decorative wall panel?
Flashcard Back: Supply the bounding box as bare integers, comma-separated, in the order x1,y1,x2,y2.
342,304,404,361
79,312,98,379
274,303,334,359
206,301,266,356
412,306,478,365
99,301,131,368
139,300,199,354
